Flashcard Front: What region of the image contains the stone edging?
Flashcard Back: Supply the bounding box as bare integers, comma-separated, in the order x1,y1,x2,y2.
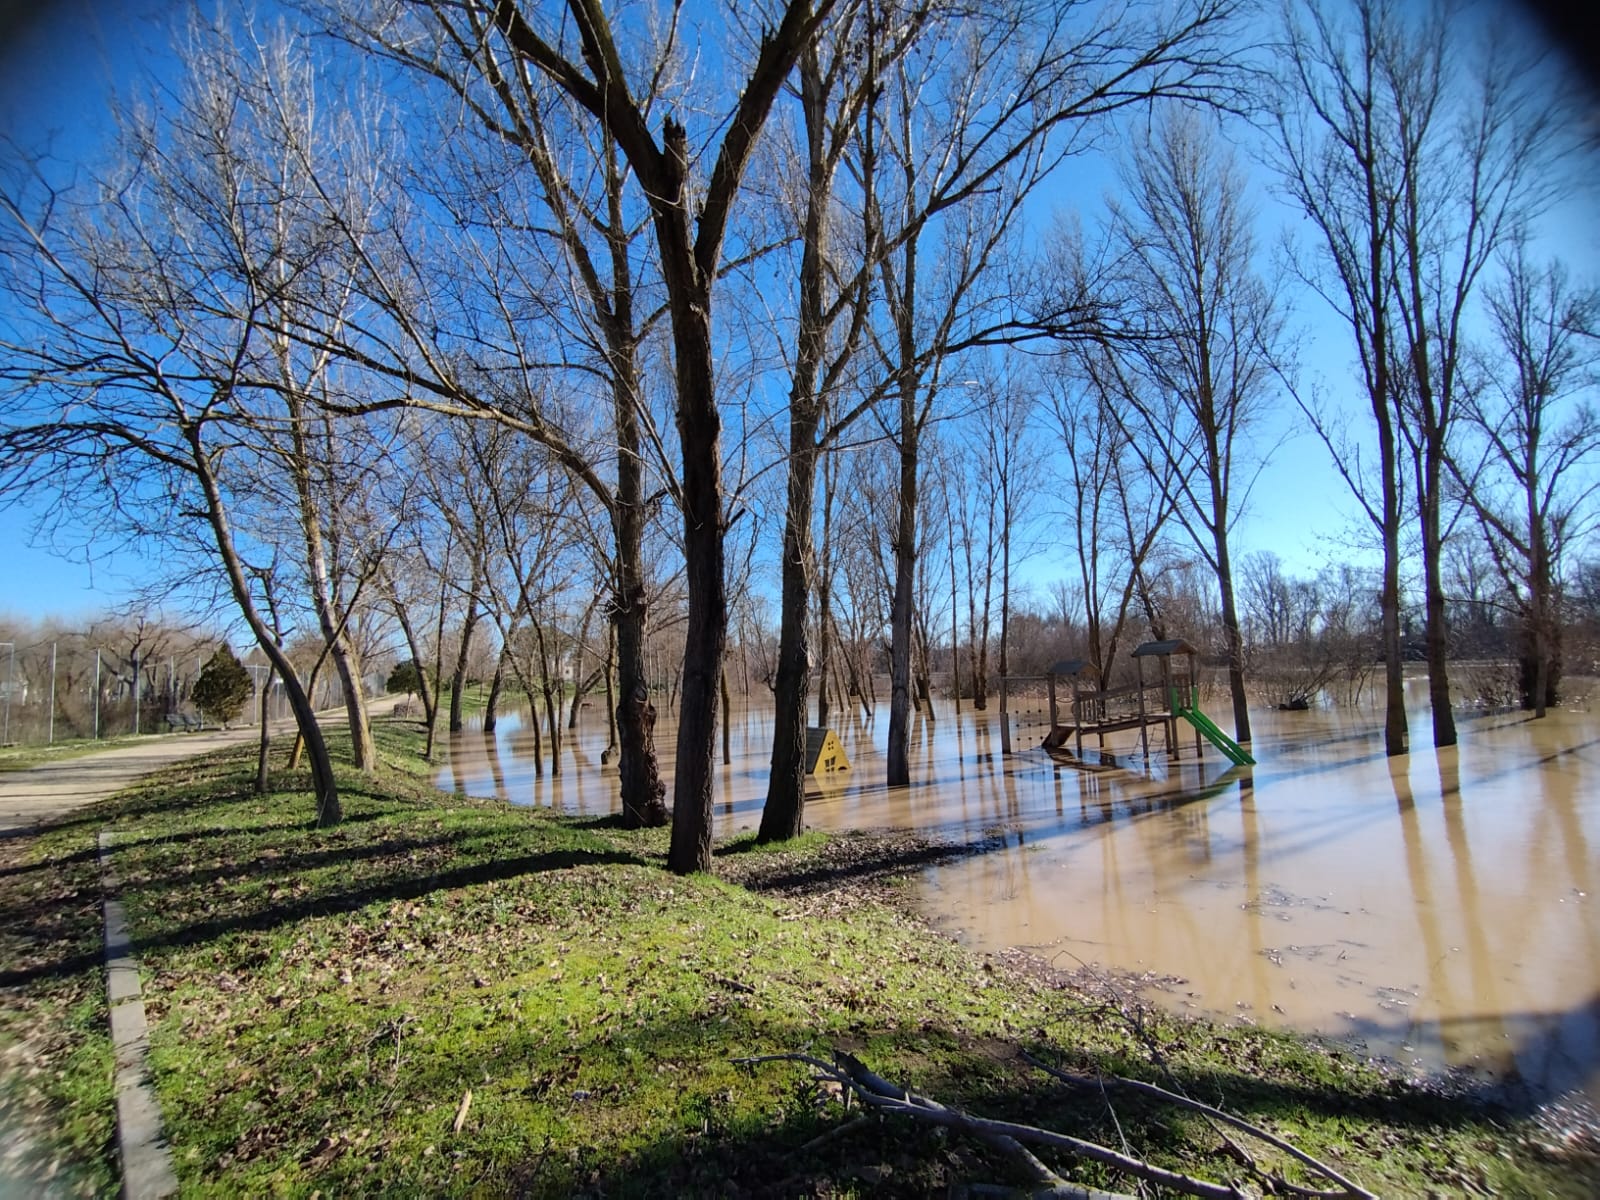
98,831,179,1199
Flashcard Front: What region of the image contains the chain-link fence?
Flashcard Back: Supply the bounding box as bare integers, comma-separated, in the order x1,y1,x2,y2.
0,639,351,748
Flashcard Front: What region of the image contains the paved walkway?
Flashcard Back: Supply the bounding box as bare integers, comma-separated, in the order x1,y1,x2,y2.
0,695,406,834
0,727,264,835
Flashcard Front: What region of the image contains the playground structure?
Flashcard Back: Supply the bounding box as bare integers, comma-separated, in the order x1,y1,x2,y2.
1018,639,1254,769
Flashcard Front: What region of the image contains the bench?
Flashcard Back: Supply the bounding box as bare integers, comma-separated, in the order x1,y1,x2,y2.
165,712,204,732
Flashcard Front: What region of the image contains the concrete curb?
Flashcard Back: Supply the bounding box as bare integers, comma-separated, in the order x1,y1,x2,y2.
98,831,179,1200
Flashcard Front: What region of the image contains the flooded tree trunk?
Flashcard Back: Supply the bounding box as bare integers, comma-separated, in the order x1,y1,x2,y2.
887,398,918,787
950,525,962,715
448,583,482,735
483,643,507,733
1214,526,1252,745
762,352,822,841
815,451,838,730
602,622,618,763
526,687,543,776
533,618,561,776
1420,453,1457,748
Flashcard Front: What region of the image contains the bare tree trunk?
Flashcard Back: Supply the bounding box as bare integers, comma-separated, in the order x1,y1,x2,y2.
424,545,452,762
762,379,822,839
255,662,276,795
527,686,543,774
193,435,339,825
950,507,962,715
815,447,839,730
598,622,618,759
448,575,483,733
533,617,562,776
1216,544,1251,743
567,599,597,731
483,641,508,733
391,596,438,733
1420,461,1456,743
887,376,919,787
285,390,377,773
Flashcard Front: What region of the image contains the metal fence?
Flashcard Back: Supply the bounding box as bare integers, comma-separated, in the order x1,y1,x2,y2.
0,642,351,748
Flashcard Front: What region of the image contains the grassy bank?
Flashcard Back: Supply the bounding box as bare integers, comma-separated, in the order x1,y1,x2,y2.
2,717,1594,1197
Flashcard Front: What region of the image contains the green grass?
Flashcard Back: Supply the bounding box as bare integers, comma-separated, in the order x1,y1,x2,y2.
2,719,1595,1198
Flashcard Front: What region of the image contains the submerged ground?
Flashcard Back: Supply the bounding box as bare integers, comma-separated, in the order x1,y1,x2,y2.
3,710,1595,1196
443,679,1600,1117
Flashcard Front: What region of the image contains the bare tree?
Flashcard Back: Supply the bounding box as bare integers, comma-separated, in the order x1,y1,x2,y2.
1451,243,1600,714
0,18,389,823
1043,342,1183,683
315,0,836,871
1274,0,1565,752
1272,0,1418,756
1095,112,1284,744
866,0,1246,787
1385,6,1562,747
757,0,900,844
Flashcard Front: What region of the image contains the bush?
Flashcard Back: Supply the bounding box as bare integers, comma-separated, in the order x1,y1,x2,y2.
190,646,253,726
386,659,426,697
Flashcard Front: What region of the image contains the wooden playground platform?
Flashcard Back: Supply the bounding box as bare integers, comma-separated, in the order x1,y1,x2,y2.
1005,639,1255,769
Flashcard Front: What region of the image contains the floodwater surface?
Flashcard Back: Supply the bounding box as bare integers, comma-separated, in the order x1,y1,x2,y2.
439,684,1600,1111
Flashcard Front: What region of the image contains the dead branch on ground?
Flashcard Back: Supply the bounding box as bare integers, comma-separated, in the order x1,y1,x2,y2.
1021,1051,1376,1200
737,1049,1245,1199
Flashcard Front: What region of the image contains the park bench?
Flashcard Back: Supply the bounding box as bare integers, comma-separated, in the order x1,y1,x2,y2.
165,712,204,732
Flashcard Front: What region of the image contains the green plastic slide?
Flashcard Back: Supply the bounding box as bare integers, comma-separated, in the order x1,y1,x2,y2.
1176,705,1256,766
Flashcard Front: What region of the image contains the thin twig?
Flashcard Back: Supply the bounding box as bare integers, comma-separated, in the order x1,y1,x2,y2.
1022,1051,1375,1200
738,1051,1242,1200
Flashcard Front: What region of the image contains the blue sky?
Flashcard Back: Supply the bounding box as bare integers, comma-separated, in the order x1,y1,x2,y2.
1,1,1596,624
1,0,183,619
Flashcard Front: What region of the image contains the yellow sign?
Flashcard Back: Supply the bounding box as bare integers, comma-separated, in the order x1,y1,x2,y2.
805,727,849,774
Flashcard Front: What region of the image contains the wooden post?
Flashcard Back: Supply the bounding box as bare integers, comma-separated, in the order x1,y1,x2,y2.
1075,676,1086,759
1136,656,1149,761
1163,657,1176,757
1190,652,1202,759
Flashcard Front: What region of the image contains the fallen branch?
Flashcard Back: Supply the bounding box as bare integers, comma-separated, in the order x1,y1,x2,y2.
1021,1052,1376,1200
737,1050,1246,1199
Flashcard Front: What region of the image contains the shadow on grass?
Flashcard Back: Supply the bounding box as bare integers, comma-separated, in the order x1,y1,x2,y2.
0,811,645,990
0,800,410,883
447,1006,1568,1199
715,835,983,898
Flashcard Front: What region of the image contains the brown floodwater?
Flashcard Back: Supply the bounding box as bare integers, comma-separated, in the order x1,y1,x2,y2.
440,681,1600,1111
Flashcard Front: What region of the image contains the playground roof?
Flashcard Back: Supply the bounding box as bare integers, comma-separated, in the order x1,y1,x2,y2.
1132,638,1199,658
1047,658,1098,678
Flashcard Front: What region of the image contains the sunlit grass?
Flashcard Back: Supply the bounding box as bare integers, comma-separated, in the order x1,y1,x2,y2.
2,716,1594,1197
